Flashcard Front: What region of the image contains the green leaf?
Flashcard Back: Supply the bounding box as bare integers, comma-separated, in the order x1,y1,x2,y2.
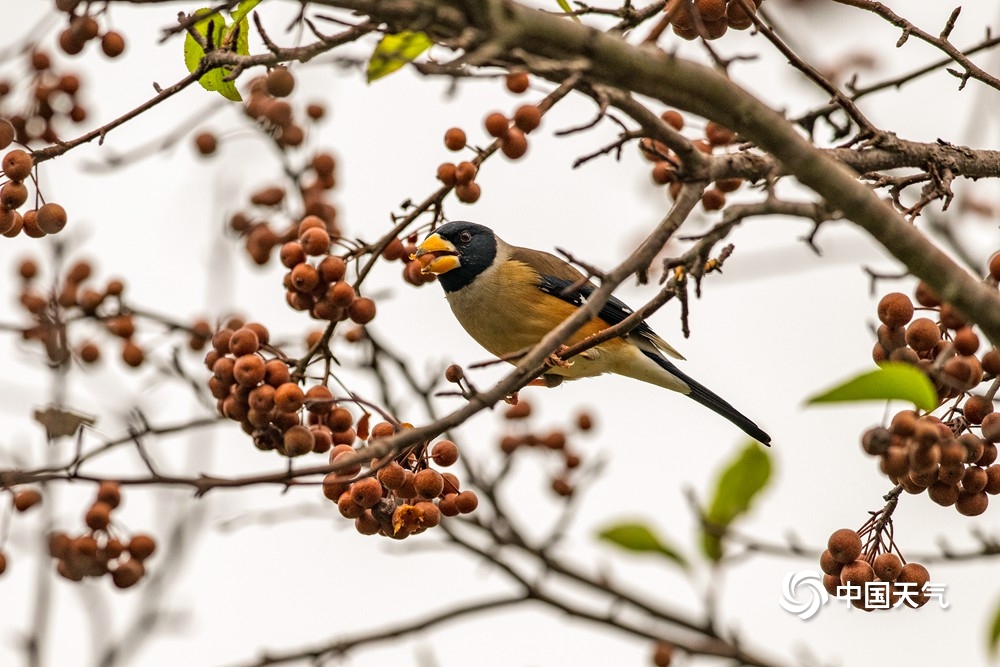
990,597,1000,656
230,0,262,24
806,362,938,412
555,0,582,22
597,521,687,567
183,8,243,101
366,31,433,83
700,442,772,561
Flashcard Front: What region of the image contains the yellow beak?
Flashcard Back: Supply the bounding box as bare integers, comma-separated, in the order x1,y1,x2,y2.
412,233,461,275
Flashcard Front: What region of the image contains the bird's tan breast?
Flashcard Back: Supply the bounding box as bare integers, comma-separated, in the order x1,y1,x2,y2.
445,257,613,360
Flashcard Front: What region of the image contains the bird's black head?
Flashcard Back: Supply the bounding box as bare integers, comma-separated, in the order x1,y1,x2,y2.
413,221,498,292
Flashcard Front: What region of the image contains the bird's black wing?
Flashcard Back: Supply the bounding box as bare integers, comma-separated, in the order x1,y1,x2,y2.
536,275,660,341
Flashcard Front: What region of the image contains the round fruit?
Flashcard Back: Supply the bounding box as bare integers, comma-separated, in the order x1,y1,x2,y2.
827,528,862,564
444,127,466,151
36,203,67,234
877,292,914,328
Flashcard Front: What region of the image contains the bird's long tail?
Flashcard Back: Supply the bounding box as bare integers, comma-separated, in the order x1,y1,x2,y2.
643,351,771,445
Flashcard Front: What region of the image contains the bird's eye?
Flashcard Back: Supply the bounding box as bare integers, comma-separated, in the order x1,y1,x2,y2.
458,231,473,244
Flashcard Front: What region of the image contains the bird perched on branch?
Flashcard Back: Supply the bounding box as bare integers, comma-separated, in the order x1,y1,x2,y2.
413,221,770,445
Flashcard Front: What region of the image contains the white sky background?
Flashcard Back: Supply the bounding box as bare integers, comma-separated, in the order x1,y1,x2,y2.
1,2,1000,666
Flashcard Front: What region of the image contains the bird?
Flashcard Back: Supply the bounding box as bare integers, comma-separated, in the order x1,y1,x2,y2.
412,221,770,445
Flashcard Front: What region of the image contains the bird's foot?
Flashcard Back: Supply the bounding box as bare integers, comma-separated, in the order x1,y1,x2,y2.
544,346,573,369
503,391,520,405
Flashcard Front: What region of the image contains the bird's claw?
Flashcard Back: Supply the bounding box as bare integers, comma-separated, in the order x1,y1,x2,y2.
545,347,573,369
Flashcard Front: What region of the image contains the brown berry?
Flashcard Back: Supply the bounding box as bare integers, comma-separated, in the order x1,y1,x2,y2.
840,559,875,586
652,641,674,667
414,469,445,499
513,105,542,133
337,491,363,518
347,297,376,324
432,440,459,467
819,549,843,576
501,128,528,159
861,427,891,456
290,263,320,293
194,132,217,155
651,162,675,185
318,255,347,283
660,110,684,130
121,341,145,368
85,501,112,530
827,528,862,564
990,252,1000,281
953,327,980,355
505,71,529,94
484,112,509,138
299,227,330,256
0,181,27,209
455,490,479,513
904,318,940,352
111,558,144,588
985,465,1000,494
266,67,295,97
963,395,993,425
101,31,126,57
455,182,481,204
444,127,466,151
914,281,940,307
350,477,383,509
34,203,66,234
3,149,32,181
957,490,989,516
13,489,42,512
896,562,930,607
928,480,960,506
97,480,121,508
700,188,726,211
0,120,14,150
455,161,477,185
376,461,406,490
715,177,743,193
445,364,464,383
873,552,903,581
281,425,314,457
436,162,457,186
877,292,914,328
126,534,156,560
705,121,735,146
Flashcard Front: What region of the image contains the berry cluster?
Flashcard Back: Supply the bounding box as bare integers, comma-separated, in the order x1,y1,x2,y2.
497,397,594,497
206,318,358,456
666,0,765,40
194,66,337,268
242,69,318,150
820,525,932,611
642,110,743,211
14,257,163,367
196,68,322,156
436,72,542,204
54,2,126,57
388,232,437,287
863,284,1000,515
1,138,69,239
862,412,999,515
46,482,156,588
322,422,478,539
277,216,376,323
2,50,91,147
